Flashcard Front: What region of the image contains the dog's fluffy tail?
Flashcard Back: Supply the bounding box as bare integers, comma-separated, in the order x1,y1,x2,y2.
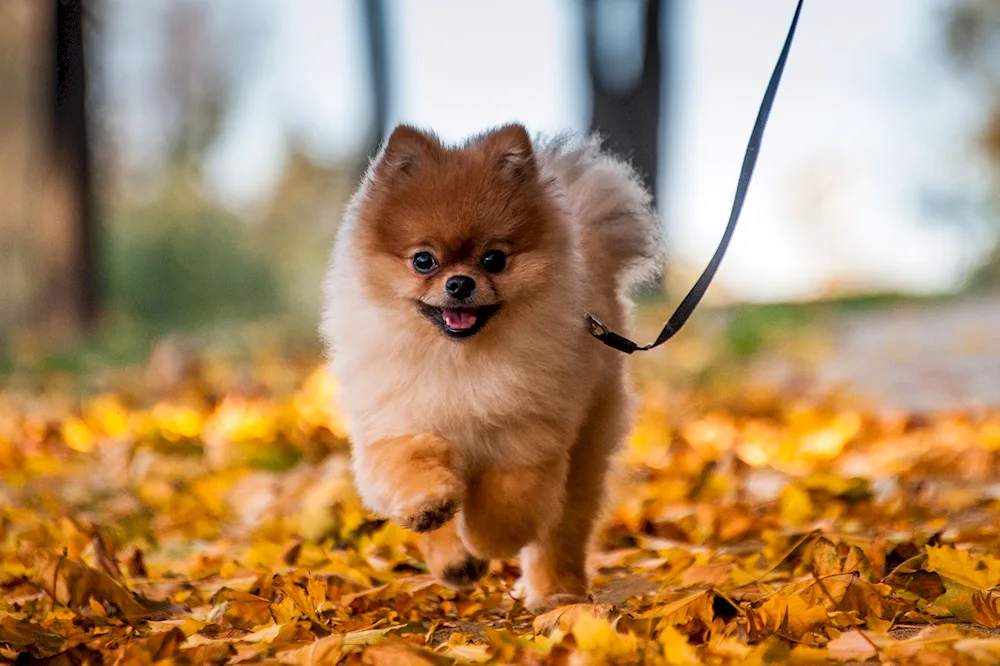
537,135,663,296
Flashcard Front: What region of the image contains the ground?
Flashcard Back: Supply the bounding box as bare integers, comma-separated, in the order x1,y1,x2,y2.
758,293,1000,411
2,299,1000,665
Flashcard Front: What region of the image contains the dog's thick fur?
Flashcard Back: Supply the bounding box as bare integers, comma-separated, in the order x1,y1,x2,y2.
321,124,660,610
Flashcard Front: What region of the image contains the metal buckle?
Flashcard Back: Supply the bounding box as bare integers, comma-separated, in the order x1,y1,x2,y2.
586,313,608,338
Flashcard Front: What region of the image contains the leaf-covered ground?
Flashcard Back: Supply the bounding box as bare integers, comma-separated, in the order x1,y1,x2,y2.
3,340,1000,665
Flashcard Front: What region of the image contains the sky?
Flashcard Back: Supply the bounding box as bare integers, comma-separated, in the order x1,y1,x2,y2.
99,0,996,302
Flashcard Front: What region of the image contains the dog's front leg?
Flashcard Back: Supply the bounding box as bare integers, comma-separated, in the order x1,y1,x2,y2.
353,433,464,533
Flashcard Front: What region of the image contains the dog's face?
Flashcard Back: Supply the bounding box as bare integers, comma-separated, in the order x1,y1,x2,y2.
352,124,568,341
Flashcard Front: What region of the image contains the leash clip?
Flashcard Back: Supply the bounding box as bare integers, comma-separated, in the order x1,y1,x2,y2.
586,313,640,354
586,313,609,338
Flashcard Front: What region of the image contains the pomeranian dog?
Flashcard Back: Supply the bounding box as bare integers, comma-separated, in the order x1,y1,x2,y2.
321,123,660,611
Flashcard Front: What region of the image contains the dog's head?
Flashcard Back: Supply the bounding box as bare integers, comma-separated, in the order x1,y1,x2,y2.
351,124,569,340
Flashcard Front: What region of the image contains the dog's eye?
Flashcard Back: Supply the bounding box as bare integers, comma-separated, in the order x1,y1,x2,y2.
412,251,438,274
481,249,507,274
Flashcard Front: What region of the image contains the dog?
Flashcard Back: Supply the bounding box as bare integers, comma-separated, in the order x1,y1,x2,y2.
321,123,660,610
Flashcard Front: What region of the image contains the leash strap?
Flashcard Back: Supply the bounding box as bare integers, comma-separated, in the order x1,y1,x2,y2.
588,0,804,355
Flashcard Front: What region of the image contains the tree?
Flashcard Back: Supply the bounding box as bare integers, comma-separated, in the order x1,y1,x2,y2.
45,0,99,336
583,0,671,207
0,0,98,344
362,0,390,156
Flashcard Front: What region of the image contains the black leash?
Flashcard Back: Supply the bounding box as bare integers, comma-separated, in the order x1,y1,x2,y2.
588,0,804,355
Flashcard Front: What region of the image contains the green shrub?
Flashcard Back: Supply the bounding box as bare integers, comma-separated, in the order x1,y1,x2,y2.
105,206,282,333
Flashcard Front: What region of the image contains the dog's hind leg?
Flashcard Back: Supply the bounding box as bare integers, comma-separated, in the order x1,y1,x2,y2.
458,453,569,560
518,384,631,612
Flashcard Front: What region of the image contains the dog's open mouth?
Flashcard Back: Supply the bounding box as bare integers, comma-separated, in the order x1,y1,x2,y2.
418,303,501,339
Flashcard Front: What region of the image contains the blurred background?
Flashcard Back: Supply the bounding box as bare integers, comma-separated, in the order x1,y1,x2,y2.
1,0,998,406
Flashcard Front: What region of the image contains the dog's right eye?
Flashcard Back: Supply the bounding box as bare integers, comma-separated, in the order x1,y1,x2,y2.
412,252,438,274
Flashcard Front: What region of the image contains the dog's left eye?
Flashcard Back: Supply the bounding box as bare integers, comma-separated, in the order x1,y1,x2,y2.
481,249,507,274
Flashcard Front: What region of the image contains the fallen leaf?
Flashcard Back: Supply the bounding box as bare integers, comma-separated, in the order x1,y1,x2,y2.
209,588,273,630
953,637,1000,662
811,537,873,581
533,603,614,636
973,588,1000,627
278,634,344,665
360,642,443,665
926,544,1000,589
747,595,828,640
658,624,699,665
826,630,876,662
570,611,639,660
20,546,172,622
112,627,185,665
0,616,64,656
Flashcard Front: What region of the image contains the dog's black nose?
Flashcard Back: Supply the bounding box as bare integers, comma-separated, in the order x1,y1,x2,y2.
445,275,476,300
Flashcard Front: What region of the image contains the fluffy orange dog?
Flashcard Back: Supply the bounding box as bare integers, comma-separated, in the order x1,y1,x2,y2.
321,124,660,611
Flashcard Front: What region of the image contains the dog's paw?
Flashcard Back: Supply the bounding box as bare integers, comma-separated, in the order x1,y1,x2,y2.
397,496,457,533
367,433,463,534
441,555,489,587
511,578,589,613
420,518,488,588
525,592,590,614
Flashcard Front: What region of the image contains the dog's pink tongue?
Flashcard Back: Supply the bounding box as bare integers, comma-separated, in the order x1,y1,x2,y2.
442,308,477,330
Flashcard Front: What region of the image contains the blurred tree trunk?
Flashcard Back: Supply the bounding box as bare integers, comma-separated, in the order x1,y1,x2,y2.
362,0,390,156
0,1,97,344
43,0,99,337
0,3,46,343
583,0,670,208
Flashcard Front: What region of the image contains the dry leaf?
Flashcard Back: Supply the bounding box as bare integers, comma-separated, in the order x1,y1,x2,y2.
826,630,876,662
278,634,345,665
112,627,185,665
748,595,828,640
811,537,873,581
973,589,1000,627
20,546,175,622
360,642,442,665
0,616,64,656
926,544,1000,589
658,624,699,665
209,588,273,630
533,603,614,636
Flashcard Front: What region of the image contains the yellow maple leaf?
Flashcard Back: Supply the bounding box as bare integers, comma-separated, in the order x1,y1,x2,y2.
749,595,828,640
209,589,273,630
926,545,1000,590
811,537,873,580
658,624,699,665
779,483,814,526
571,611,639,660
533,603,614,636
61,418,95,453
643,590,716,628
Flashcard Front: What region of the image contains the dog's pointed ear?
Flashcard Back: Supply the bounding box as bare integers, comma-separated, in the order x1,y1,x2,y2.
479,124,537,181
376,125,441,179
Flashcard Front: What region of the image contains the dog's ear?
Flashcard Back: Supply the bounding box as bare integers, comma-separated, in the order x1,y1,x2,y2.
478,124,537,181
376,125,441,179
